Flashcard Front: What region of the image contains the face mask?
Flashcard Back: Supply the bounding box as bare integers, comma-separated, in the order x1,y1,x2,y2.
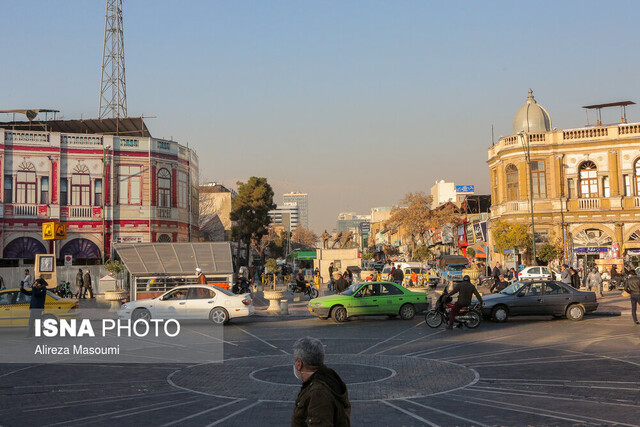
293,364,302,381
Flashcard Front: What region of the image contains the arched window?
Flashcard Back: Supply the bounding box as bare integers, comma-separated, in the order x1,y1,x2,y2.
579,161,598,198
506,164,519,201
158,234,172,242
157,168,171,208
71,164,91,206
635,159,640,196
16,161,36,204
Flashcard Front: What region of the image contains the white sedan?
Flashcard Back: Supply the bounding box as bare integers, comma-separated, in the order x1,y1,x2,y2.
118,285,253,325
517,266,555,281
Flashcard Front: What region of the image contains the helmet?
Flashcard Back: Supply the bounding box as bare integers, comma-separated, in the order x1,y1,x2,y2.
195,268,202,273
463,275,471,282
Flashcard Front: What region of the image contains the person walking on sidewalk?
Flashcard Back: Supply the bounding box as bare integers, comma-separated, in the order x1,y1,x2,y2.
75,268,84,298
587,268,603,298
623,270,640,325
82,269,94,299
21,277,47,337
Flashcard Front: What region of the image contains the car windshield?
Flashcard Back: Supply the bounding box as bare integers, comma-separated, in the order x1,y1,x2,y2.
448,264,467,271
500,282,526,295
342,283,361,296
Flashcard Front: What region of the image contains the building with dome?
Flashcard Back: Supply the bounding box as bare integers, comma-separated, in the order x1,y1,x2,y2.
488,89,640,269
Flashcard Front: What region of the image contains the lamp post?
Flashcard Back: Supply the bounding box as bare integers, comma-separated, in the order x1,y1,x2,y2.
517,131,537,265
102,145,111,265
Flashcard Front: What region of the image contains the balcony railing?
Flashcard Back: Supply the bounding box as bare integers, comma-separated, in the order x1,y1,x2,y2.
12,204,38,217
578,198,600,209
69,206,93,218
635,197,640,208
157,207,172,219
4,131,49,143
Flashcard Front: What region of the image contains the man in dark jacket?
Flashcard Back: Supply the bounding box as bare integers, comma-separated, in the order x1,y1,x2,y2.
82,269,94,299
446,275,483,329
334,273,349,294
391,267,404,285
624,270,640,325
490,275,509,293
75,268,84,298
21,277,48,337
292,337,350,427
492,263,501,283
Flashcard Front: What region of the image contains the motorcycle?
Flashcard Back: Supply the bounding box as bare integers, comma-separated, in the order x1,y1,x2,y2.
425,292,482,329
232,277,251,294
288,281,319,299
56,281,73,298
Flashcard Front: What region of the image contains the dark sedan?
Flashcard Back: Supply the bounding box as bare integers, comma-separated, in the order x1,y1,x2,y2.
482,280,598,322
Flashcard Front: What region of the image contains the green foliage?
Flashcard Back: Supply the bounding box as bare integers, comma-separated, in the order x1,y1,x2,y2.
104,260,124,275
362,252,375,261
465,247,476,258
537,243,558,264
265,258,280,274
491,220,533,253
230,177,276,245
413,246,431,262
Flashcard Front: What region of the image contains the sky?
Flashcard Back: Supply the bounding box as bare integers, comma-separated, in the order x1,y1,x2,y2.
2,1,640,232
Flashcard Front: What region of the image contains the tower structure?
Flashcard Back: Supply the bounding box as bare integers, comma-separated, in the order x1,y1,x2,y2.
99,0,127,119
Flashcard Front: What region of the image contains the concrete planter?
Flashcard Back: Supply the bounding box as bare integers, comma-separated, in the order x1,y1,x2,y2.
263,290,285,313
104,290,128,312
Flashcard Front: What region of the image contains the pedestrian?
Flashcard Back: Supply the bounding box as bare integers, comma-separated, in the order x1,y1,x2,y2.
21,277,47,337
507,268,517,281
560,264,572,286
196,267,207,285
570,267,580,289
391,266,404,285
334,273,349,294
21,269,32,287
490,275,509,293
292,337,351,427
75,268,84,298
492,262,501,283
0,275,5,290
388,263,396,281
624,270,640,324
327,263,335,291
410,270,418,286
587,267,603,298
82,269,94,299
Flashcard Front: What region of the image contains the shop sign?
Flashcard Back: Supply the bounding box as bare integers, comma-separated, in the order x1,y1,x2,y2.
466,224,475,244
455,185,474,193
116,236,143,243
474,222,486,242
574,247,609,254
457,225,467,245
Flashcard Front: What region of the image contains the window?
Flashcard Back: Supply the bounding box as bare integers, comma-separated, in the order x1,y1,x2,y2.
4,175,12,203
188,288,215,299
625,174,633,197
545,282,568,295
636,160,640,195
531,160,546,198
60,179,68,206
94,179,102,207
157,168,171,208
567,178,575,198
521,283,543,297
579,161,598,198
16,162,36,204
71,165,91,206
177,171,187,208
528,267,540,275
506,164,519,201
602,176,610,198
119,165,142,205
40,177,49,204
380,283,404,295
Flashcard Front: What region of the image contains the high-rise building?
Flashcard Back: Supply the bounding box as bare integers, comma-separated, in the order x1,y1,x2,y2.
283,192,308,228
268,202,300,231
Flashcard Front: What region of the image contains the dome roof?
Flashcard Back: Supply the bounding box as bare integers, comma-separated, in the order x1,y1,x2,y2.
513,89,552,133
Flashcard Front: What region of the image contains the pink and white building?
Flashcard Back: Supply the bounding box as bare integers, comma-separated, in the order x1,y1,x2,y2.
0,117,199,264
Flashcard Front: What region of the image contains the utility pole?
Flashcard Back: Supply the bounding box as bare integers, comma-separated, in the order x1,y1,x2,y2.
99,0,127,120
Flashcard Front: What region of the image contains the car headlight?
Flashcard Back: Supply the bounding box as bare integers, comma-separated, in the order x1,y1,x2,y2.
120,304,128,310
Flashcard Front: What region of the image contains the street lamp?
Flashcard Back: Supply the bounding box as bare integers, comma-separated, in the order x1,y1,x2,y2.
517,131,537,265
102,145,111,264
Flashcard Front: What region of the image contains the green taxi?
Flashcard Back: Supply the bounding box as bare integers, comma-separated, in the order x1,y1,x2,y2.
308,281,429,323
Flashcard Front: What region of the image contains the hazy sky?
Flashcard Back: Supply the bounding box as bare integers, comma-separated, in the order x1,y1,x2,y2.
3,1,640,231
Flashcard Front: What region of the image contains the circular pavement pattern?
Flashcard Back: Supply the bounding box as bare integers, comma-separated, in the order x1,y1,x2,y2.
168,354,478,402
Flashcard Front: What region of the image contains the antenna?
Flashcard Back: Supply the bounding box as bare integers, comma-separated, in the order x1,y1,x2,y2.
99,0,127,119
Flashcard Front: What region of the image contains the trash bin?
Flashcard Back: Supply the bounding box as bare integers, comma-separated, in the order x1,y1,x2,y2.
280,299,289,315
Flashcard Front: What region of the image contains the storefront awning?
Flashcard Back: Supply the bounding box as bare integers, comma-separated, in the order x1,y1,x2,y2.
114,242,233,276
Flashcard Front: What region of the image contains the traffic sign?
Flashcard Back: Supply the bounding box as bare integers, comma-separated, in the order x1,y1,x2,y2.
64,255,73,266
42,222,67,240
42,222,55,240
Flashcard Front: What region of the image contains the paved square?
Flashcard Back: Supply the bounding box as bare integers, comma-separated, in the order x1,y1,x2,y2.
0,314,639,426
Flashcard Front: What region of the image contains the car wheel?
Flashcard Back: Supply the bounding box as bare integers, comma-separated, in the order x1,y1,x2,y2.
132,308,151,321
331,306,347,323
491,305,509,323
210,307,229,325
465,311,481,329
399,303,416,320
566,304,584,321
425,310,443,328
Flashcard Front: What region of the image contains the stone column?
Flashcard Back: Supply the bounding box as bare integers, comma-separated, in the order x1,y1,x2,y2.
608,150,620,196
615,222,625,255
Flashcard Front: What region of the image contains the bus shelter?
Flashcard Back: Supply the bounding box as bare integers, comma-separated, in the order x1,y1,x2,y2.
113,242,234,300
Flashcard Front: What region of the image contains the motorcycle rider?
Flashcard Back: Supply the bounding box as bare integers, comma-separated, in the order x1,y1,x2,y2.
446,275,483,330
295,269,306,293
